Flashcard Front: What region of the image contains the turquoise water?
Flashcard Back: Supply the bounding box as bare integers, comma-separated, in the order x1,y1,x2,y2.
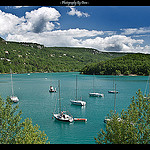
0,72,149,144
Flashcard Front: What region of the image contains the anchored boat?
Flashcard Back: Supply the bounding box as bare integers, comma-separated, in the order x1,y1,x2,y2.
89,74,104,97
70,75,86,106
108,76,119,94
10,69,19,103
53,80,73,123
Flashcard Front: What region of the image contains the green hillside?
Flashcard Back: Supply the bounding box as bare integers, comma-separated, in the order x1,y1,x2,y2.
0,37,125,74
81,53,150,76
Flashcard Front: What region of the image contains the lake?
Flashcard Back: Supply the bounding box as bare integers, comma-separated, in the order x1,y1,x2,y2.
0,72,149,144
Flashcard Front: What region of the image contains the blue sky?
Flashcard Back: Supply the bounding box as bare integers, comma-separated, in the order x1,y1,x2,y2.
1,6,150,53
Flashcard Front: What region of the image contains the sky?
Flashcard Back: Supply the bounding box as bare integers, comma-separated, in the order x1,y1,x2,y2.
1,6,150,53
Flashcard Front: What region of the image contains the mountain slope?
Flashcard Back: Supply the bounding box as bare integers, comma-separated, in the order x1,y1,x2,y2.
0,37,126,74
81,53,150,76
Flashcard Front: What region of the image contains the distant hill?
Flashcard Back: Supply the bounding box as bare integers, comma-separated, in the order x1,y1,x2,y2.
81,53,150,76
0,37,127,74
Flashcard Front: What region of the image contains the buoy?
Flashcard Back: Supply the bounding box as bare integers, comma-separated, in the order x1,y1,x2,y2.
52,117,54,119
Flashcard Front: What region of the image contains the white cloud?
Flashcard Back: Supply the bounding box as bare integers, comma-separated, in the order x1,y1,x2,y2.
67,6,90,17
0,10,25,35
79,35,145,53
1,7,150,54
24,7,61,33
121,27,150,35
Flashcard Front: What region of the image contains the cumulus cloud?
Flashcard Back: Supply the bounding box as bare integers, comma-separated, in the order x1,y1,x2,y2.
24,7,61,33
0,10,25,35
67,6,90,17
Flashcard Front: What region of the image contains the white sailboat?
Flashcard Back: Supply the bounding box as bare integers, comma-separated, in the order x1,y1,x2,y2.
10,69,19,103
70,75,86,106
104,84,121,123
89,74,104,97
108,76,119,94
53,80,74,122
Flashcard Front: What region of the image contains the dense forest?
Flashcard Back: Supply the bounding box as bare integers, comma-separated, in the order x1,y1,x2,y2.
81,53,150,76
0,37,125,74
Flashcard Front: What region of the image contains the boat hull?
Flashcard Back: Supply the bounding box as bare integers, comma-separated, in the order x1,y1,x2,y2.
70,100,86,106
53,113,74,122
108,90,119,94
89,93,104,97
10,96,19,102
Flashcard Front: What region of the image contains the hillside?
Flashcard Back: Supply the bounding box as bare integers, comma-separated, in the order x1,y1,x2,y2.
81,53,150,76
0,37,126,74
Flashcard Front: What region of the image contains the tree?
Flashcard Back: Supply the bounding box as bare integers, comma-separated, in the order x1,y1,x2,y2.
94,89,150,144
0,96,49,144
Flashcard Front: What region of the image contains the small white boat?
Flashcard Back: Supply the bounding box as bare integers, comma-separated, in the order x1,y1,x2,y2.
104,117,122,123
10,69,19,103
49,86,56,92
70,99,86,106
89,92,104,97
10,96,19,103
108,90,119,94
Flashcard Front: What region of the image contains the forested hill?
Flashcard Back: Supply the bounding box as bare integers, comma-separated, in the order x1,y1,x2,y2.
81,53,150,76
0,37,125,74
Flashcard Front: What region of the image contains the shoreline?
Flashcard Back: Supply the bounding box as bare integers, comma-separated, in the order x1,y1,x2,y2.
0,71,148,76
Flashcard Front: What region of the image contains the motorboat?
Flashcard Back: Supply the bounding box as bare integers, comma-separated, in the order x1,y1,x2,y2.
49,86,56,92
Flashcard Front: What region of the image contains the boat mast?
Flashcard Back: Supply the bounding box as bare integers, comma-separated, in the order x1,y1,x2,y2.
114,84,116,114
113,76,114,91
76,75,78,100
149,75,150,96
10,69,14,97
58,80,61,113
93,74,95,93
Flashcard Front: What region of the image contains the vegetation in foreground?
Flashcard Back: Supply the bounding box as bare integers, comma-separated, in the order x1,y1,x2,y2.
95,89,150,144
0,90,149,144
0,96,49,144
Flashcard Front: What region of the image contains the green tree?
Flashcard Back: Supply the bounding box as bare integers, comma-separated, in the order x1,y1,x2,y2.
94,89,150,144
0,96,49,144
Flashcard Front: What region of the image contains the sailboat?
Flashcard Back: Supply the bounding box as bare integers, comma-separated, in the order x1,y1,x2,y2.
70,75,86,106
53,80,74,122
89,74,104,97
10,69,19,103
108,76,119,94
104,84,121,123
